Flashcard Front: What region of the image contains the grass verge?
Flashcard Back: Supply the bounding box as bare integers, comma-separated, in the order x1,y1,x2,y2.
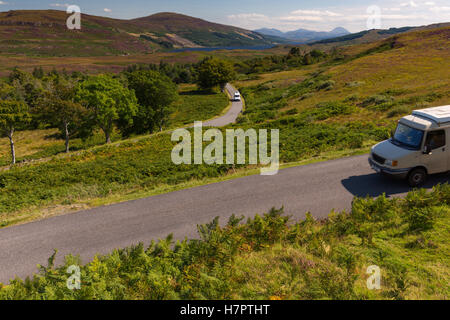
0,143,372,228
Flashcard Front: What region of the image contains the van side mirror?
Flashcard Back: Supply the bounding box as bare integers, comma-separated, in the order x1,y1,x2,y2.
423,145,432,155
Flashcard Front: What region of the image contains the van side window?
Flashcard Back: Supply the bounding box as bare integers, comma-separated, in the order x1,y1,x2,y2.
425,130,446,150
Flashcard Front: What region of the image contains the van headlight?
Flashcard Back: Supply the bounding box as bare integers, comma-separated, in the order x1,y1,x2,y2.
385,160,398,167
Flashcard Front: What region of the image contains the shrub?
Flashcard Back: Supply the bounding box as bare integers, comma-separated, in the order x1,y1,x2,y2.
310,101,355,120
326,211,355,237
345,81,365,88
383,260,410,300
235,114,250,124
344,94,359,103
316,80,335,91
414,101,430,109
0,186,449,300
299,93,314,100
405,234,438,249
283,108,299,116
404,207,436,232
370,101,397,112
351,195,398,244
387,105,410,118
361,95,394,108
424,92,443,102
382,88,409,96
404,188,439,209
403,188,444,231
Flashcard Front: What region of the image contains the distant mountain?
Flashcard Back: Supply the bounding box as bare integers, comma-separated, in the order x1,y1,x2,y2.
311,23,450,46
254,28,286,38
329,27,351,36
0,10,279,56
130,12,277,47
254,27,351,43
303,22,449,47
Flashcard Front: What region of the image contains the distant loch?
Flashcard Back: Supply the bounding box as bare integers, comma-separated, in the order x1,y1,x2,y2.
170,45,276,53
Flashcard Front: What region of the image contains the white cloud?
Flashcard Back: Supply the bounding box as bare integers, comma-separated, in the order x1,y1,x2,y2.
429,6,450,12
228,13,269,21
225,2,450,33
290,10,342,17
278,9,344,24
0,1,8,4
49,3,70,8
227,13,271,29
104,8,112,13
280,15,325,22
401,1,419,8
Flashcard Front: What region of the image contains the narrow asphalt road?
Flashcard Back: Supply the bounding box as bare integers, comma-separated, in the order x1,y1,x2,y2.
203,83,243,127
1,154,448,283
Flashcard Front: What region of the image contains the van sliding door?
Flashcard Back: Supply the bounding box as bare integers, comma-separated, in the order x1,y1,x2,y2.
423,130,447,174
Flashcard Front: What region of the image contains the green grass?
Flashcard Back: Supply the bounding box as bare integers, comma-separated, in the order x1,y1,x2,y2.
168,85,229,127
0,86,228,167
0,102,386,225
0,28,448,299
0,26,449,227
1,186,448,300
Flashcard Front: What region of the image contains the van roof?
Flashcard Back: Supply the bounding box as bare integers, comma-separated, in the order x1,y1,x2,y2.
412,105,450,125
400,115,435,130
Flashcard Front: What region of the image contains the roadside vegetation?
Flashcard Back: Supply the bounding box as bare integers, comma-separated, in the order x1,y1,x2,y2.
0,26,449,227
0,185,448,300
0,62,231,166
235,47,329,74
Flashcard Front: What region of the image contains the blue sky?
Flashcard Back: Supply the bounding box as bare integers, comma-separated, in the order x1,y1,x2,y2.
0,0,449,32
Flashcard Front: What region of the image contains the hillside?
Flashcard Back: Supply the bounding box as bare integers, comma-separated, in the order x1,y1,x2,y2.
312,23,450,46
236,26,450,137
0,25,449,227
0,10,276,56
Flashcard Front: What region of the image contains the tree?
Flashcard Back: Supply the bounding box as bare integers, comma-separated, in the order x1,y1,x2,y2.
8,68,44,122
195,57,236,91
0,83,31,164
289,47,301,56
8,67,29,85
32,67,45,79
310,49,326,59
38,79,87,153
303,53,313,65
126,70,178,134
75,75,138,144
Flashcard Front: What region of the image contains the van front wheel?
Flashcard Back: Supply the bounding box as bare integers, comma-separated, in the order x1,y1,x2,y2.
408,168,427,187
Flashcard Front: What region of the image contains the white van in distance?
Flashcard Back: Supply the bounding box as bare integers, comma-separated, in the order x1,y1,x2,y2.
369,105,450,187
233,92,241,102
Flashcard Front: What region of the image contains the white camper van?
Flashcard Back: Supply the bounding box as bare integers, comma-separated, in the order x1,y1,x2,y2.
369,105,450,187
233,92,241,102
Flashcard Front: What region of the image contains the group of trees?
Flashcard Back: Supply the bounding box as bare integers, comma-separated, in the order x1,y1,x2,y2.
0,58,237,165
196,57,236,90
235,48,328,74
0,47,332,165
125,57,236,90
0,68,180,164
126,62,195,84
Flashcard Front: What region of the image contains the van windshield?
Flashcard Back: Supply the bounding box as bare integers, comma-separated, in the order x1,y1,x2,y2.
392,123,424,149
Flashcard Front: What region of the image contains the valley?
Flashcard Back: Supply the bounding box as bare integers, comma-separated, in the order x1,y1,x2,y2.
0,7,448,301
